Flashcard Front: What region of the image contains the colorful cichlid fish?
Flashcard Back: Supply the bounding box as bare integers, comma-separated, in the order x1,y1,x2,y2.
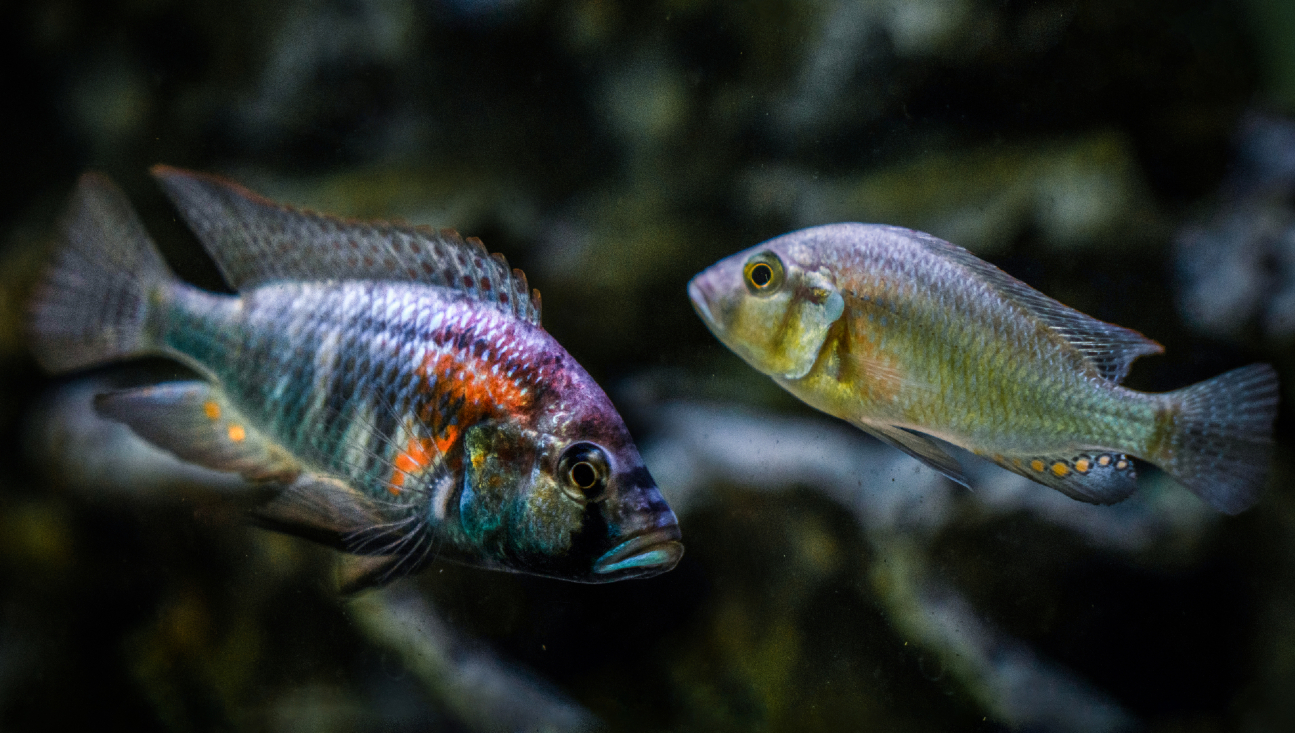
30,167,682,589
689,223,1279,514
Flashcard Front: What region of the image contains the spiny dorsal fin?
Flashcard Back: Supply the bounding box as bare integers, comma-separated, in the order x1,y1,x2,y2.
150,165,542,326
905,227,1162,383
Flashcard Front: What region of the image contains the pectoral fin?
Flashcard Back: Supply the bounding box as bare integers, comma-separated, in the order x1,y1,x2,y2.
857,422,970,488
94,381,299,481
336,554,409,594
252,473,434,593
991,451,1138,505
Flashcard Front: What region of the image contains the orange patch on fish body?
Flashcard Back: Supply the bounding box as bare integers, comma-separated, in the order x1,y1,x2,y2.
389,437,435,494
844,306,905,404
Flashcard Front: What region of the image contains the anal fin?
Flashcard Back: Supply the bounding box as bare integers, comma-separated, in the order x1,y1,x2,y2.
856,422,970,488
94,381,298,481
991,451,1138,505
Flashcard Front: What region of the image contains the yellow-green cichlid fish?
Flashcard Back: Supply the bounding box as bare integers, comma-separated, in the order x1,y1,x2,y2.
30,168,682,589
688,223,1279,514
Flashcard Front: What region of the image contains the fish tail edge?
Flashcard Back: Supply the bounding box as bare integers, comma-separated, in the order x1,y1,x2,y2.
1155,363,1279,514
28,173,174,373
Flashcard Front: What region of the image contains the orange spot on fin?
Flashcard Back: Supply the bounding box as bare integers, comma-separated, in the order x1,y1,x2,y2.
227,425,246,442
203,401,221,421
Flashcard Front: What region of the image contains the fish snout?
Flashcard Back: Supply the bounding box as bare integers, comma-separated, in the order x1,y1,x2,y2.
592,518,683,579
593,470,683,579
687,274,719,329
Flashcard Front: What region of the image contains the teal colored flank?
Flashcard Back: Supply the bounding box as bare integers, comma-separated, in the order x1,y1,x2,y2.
689,223,1279,514
29,167,683,589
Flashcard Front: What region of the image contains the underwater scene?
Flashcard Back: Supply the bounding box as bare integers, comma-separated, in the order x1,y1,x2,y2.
3,0,1295,731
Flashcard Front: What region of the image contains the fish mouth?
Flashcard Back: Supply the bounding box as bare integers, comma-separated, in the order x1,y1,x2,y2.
687,277,716,326
593,527,684,578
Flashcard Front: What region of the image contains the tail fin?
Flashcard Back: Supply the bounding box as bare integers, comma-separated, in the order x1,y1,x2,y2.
29,173,173,373
1157,364,1280,514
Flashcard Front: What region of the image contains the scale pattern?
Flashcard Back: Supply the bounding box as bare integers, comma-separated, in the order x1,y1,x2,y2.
165,280,557,519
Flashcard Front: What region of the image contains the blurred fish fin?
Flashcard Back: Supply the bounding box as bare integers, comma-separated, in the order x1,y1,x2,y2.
150,166,543,325
991,451,1139,504
250,473,399,551
912,230,1162,382
95,381,299,481
337,554,408,594
29,173,175,372
859,423,969,488
1156,364,1278,514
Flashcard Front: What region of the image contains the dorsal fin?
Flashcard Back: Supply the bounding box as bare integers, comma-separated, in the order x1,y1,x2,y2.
906,228,1162,383
150,165,543,325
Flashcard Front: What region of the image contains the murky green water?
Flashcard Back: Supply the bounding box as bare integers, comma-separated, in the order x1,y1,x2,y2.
2,1,1294,730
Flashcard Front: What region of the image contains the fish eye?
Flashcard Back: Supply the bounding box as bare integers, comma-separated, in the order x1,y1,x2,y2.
570,461,598,489
558,442,608,502
744,252,785,296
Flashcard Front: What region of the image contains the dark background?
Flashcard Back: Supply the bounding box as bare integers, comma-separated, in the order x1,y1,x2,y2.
2,0,1294,730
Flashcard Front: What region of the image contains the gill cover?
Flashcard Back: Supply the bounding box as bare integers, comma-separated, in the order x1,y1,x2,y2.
693,250,844,380
459,421,584,566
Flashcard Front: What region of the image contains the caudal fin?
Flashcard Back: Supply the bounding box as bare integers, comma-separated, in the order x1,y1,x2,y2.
1157,364,1279,514
29,173,173,373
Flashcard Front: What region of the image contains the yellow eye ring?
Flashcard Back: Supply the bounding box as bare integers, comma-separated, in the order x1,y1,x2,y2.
569,461,599,490
743,252,785,296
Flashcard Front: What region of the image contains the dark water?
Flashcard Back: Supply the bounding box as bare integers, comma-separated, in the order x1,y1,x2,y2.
2,1,1294,730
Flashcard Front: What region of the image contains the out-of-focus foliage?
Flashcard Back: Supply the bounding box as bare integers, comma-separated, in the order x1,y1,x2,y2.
2,0,1294,731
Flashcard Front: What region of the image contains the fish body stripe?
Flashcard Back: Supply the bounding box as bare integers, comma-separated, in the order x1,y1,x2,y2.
160,280,553,517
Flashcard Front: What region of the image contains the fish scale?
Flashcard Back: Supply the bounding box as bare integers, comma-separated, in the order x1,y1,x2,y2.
30,168,683,588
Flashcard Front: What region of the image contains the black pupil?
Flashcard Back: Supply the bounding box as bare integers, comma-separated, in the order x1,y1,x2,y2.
750,263,772,287
570,461,598,489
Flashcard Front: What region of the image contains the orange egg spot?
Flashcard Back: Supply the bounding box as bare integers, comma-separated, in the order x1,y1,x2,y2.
1075,458,1090,473
1030,459,1045,472
1098,455,1111,466
1051,462,1069,477
1116,460,1128,470
227,425,246,442
203,401,221,421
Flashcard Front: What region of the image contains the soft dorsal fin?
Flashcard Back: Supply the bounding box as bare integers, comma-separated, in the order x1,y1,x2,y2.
150,165,542,325
905,228,1162,383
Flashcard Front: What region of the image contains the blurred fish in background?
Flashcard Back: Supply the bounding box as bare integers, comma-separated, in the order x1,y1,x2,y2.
3,0,1295,731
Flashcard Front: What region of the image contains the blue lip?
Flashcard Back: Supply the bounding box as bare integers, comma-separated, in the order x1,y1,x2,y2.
594,529,684,577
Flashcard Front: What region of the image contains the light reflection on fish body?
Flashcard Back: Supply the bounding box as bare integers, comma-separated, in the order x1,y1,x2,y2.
689,223,1278,514
29,167,682,588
